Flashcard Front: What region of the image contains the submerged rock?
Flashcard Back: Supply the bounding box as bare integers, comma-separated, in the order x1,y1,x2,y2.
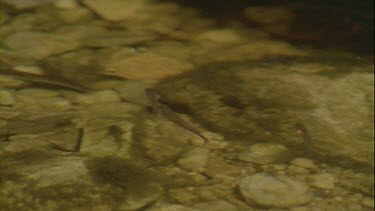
192,199,238,211
115,182,163,211
177,148,209,171
104,52,193,80
308,173,335,190
237,143,289,164
290,157,319,170
239,173,312,208
4,31,80,60
82,0,145,22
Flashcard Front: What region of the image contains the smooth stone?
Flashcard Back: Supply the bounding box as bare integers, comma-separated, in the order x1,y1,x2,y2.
4,31,80,60
57,6,93,24
1,0,53,9
80,133,121,157
195,29,245,45
13,65,44,75
104,52,193,80
205,156,241,178
308,173,335,190
115,183,163,211
146,204,196,211
6,133,54,153
81,29,155,48
146,41,194,60
238,143,288,164
243,6,294,36
83,0,145,22
54,0,79,9
204,40,306,63
114,80,157,106
177,148,209,171
1,13,35,36
287,165,310,175
239,173,312,208
69,90,121,105
20,157,90,187
271,164,287,171
290,158,318,170
55,24,107,43
83,102,142,119
193,199,238,211
142,138,182,164
361,197,374,208
17,88,60,98
0,90,15,106
15,94,72,111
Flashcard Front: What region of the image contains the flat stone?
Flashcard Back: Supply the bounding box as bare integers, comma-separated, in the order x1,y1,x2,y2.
55,24,106,42
193,199,238,211
4,31,80,60
17,88,60,98
68,90,121,105
105,52,193,80
83,0,145,22
147,204,196,211
83,102,142,119
54,0,79,9
202,40,306,63
20,157,90,187
308,173,335,190
239,173,312,208
290,158,318,170
81,29,155,48
57,6,94,24
15,94,72,111
2,0,53,10
0,90,15,106
13,65,44,75
6,133,54,153
238,143,288,164
142,139,182,164
114,80,157,106
286,165,310,175
195,29,245,45
244,6,294,27
361,197,374,208
177,148,209,170
1,13,36,36
116,183,163,211
205,156,241,178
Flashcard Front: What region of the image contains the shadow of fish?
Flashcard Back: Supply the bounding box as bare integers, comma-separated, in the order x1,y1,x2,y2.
145,88,208,143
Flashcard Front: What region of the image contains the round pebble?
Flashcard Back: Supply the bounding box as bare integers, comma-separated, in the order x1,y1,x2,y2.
308,173,335,190
177,148,209,171
238,143,288,164
239,173,312,208
290,158,318,170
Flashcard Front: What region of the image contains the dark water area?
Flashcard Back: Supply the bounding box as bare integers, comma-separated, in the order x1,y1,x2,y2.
171,0,375,54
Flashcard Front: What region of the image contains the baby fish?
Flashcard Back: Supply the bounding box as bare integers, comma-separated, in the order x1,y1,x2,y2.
145,88,208,143
295,123,312,147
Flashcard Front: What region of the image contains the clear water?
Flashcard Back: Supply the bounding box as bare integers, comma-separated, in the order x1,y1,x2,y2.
1,0,373,210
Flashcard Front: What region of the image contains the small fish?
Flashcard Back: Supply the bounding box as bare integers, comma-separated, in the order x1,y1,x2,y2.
295,123,312,147
144,88,161,115
145,88,208,143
